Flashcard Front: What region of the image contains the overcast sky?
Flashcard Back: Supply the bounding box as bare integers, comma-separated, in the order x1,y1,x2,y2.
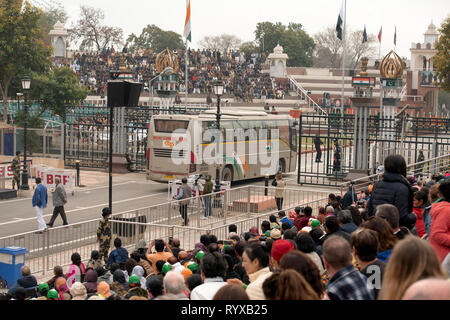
52,0,449,59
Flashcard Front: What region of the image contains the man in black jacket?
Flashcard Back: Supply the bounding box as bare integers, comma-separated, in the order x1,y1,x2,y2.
8,266,37,296
314,135,324,162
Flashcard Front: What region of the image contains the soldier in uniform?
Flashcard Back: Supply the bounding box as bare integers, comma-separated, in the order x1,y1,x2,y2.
97,207,112,264
11,151,21,190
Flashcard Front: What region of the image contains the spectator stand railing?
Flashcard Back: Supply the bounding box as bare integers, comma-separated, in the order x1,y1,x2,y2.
288,76,328,116
0,184,329,278
338,152,450,199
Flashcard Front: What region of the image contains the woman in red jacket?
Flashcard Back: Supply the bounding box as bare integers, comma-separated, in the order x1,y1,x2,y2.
430,181,450,261
413,189,429,238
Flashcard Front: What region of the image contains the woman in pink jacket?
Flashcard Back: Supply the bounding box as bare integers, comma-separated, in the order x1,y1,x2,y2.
430,181,450,261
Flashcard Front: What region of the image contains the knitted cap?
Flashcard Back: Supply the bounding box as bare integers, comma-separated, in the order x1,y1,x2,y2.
270,229,281,239
38,282,49,293
162,263,173,275
47,289,59,300
195,251,205,262
271,239,294,262
129,275,141,287
310,219,321,228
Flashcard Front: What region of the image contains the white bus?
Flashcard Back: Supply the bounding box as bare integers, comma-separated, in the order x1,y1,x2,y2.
146,109,298,183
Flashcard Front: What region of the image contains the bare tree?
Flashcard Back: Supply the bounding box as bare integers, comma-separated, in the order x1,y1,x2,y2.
69,6,123,52
198,34,241,52
313,26,376,69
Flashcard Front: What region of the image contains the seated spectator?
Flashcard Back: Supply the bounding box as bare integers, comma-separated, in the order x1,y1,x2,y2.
348,205,363,227
36,283,49,300
161,271,189,300
350,228,386,299
227,243,272,300
190,252,227,300
86,250,104,271
282,229,297,241
169,238,183,260
213,283,249,300
379,236,447,300
269,214,280,229
83,269,98,295
70,282,87,300
278,210,293,228
146,239,174,273
146,275,164,300
186,274,202,299
125,275,149,299
46,289,59,300
130,251,153,278
261,220,272,237
375,204,409,240
8,266,37,296
131,265,147,290
295,206,312,230
279,250,326,298
295,233,326,276
107,237,129,267
337,210,358,234
342,186,358,210
402,278,450,300
429,180,450,261
322,236,374,300
362,217,398,263
97,281,111,299
262,270,319,300
322,216,350,243
233,241,250,285
46,265,65,289
110,270,129,298
55,277,71,300
317,207,326,225
271,239,295,271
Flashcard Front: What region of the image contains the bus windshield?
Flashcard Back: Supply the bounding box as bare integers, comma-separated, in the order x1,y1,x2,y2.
154,119,189,133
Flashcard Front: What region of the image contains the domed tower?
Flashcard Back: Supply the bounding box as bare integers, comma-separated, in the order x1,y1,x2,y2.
154,48,179,114
49,21,69,58
267,44,289,78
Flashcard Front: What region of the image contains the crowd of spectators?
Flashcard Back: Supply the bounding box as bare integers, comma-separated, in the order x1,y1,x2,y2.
54,47,288,102
2,154,449,301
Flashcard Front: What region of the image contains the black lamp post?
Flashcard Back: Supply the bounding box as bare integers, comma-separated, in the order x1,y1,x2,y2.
20,76,31,191
213,80,224,193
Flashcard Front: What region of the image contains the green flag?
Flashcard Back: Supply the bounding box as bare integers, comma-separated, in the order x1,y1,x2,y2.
336,1,344,40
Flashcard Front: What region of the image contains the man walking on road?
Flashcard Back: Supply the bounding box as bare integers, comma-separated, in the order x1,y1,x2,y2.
46,177,68,227
97,208,112,264
32,177,48,233
11,151,21,190
173,178,192,226
202,175,213,219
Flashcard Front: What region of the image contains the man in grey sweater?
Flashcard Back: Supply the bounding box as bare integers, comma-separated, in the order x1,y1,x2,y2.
46,177,68,227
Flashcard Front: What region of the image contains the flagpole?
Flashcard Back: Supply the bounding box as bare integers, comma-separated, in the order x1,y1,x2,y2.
185,40,188,108
341,0,346,125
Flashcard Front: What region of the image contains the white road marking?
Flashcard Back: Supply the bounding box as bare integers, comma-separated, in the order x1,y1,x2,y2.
0,192,166,227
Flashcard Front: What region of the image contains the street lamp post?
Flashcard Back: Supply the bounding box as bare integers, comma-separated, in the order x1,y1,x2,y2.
20,76,31,191
213,80,224,194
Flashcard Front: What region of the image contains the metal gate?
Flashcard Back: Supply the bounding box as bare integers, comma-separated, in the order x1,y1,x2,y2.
63,105,211,171
297,113,450,186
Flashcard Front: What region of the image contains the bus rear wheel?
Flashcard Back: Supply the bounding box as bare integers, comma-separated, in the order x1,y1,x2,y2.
222,166,233,182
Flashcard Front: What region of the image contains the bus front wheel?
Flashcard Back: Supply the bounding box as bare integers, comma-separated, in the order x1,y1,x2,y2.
222,166,233,182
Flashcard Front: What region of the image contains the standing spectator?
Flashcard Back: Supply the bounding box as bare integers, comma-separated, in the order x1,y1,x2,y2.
413,189,429,238
66,252,86,288
369,155,416,229
415,150,425,177
272,173,285,211
107,237,129,267
32,177,48,233
146,276,164,300
271,239,295,270
262,270,319,300
278,210,293,229
314,135,323,163
322,236,374,300
423,183,442,238
11,151,21,190
46,177,68,227
190,252,227,300
429,180,450,261
162,271,189,300
379,236,447,300
362,217,398,263
322,216,350,243
332,139,342,173
146,239,174,274
342,186,357,210
202,175,213,219
96,208,112,264
350,228,386,299
174,178,192,226
402,278,450,300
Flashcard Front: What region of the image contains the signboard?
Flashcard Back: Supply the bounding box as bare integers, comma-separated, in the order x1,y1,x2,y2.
32,165,74,193
352,77,376,86
381,78,402,88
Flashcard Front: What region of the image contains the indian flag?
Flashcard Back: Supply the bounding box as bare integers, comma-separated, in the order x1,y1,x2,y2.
336,0,344,40
184,0,192,42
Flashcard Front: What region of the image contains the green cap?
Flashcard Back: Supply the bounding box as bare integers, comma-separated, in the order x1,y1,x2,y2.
310,219,321,228
162,263,173,274
47,289,58,300
129,275,141,287
38,283,49,293
186,262,198,272
195,251,205,262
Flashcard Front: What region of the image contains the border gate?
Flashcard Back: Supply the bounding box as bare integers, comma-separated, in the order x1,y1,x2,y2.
297,113,450,186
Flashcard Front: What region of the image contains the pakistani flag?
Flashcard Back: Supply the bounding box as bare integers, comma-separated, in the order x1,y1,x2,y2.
362,25,367,44
184,0,192,42
336,1,344,40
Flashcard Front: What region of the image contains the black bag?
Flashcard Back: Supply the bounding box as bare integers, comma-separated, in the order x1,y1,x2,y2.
272,179,277,187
